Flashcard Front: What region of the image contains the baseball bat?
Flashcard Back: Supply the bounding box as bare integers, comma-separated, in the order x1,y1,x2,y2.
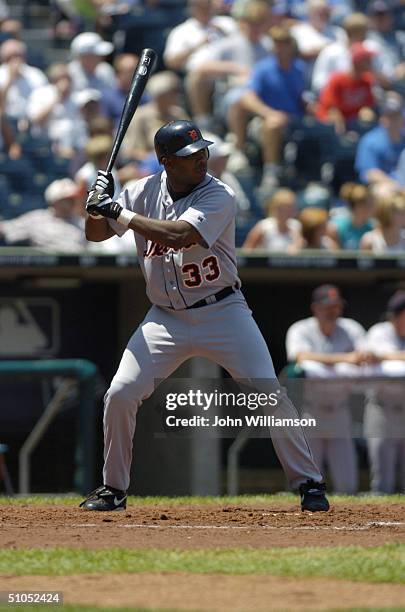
105,48,157,174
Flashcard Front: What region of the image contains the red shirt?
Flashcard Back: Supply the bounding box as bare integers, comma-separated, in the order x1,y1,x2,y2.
316,71,375,122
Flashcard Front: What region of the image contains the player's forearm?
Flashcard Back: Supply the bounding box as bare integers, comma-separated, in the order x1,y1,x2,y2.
377,351,405,361
128,215,200,249
296,352,356,365
85,216,115,241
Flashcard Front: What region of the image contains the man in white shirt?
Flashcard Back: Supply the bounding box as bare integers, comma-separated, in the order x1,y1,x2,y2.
286,284,370,493
27,63,86,159
363,291,405,494
68,32,115,93
0,39,47,121
0,179,87,252
163,0,236,75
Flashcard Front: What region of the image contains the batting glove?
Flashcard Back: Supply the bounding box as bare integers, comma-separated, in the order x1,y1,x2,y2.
86,170,116,219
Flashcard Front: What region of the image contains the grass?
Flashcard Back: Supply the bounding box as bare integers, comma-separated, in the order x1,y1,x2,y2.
0,544,403,583
0,494,404,506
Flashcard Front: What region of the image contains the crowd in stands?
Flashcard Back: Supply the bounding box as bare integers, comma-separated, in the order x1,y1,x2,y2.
0,0,404,251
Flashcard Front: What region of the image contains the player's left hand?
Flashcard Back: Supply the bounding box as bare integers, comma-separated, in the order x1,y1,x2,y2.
86,192,123,221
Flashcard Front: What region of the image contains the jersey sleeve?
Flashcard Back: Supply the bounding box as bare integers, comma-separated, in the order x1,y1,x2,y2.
178,182,236,248
365,324,397,355
344,319,366,350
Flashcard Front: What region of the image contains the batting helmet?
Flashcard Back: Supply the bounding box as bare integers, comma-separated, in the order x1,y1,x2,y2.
154,120,213,161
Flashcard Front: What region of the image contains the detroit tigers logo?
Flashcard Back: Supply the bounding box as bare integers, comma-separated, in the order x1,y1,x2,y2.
188,129,199,142
144,241,196,258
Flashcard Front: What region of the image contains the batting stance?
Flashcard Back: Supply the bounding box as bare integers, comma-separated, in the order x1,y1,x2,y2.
81,120,329,512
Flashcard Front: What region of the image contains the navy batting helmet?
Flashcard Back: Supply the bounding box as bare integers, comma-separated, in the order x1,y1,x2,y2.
154,120,213,161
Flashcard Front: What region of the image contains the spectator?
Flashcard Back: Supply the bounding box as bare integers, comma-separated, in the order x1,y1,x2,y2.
363,291,405,493
0,179,87,252
68,31,115,93
238,25,308,191
163,0,236,73
298,207,338,249
311,12,384,93
27,63,87,159
328,182,374,249
75,134,122,198
355,92,405,188
121,71,187,162
0,39,47,122
291,0,345,63
242,188,302,251
186,0,272,130
316,42,376,134
360,192,405,252
367,0,405,83
205,132,252,223
100,53,140,125
285,284,368,493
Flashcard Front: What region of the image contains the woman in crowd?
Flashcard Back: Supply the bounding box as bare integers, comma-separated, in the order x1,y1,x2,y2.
328,182,375,250
299,207,338,250
360,192,405,252
242,188,302,252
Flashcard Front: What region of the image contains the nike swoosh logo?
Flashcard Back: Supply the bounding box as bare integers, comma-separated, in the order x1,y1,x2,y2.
97,193,109,201
114,496,126,506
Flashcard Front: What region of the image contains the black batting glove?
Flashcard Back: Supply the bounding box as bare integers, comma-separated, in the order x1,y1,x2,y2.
86,193,123,220
86,170,118,219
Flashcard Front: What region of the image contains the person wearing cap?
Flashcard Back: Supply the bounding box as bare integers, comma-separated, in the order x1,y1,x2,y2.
316,41,377,134
121,71,188,163
27,62,86,159
68,31,115,93
355,91,405,188
163,0,237,74
243,188,302,251
81,119,330,513
285,285,373,493
0,178,87,252
0,39,47,121
237,24,308,192
363,291,405,493
368,0,405,83
311,12,386,94
205,131,252,223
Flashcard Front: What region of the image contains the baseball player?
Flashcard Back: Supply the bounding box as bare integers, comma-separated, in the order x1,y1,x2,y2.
80,120,329,512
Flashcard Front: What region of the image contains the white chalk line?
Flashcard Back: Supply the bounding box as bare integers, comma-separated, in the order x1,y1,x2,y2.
68,521,405,532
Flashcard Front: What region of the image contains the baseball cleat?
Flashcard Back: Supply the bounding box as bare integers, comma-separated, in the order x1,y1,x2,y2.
79,485,127,511
299,479,330,512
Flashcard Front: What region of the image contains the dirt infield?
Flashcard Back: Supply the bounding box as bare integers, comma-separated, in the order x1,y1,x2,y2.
1,501,405,610
1,502,404,550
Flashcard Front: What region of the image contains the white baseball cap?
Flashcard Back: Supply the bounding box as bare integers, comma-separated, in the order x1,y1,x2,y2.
71,32,113,57
45,178,78,204
204,132,232,159
72,88,101,107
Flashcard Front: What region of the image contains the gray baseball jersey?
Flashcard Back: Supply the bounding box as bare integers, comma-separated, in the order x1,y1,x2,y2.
364,321,405,355
109,171,240,309
100,170,323,493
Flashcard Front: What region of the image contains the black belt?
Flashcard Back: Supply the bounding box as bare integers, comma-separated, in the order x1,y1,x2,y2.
188,286,236,309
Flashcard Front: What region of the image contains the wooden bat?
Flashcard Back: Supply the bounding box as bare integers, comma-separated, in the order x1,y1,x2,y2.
106,48,157,174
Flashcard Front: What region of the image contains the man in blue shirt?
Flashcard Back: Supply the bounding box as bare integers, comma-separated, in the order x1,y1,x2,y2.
355,92,405,188
238,24,307,190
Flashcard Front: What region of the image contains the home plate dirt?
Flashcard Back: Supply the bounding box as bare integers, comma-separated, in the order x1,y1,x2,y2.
0,502,404,549
1,502,404,611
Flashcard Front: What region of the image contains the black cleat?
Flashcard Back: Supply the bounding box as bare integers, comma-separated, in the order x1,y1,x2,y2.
80,485,127,511
299,479,330,512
